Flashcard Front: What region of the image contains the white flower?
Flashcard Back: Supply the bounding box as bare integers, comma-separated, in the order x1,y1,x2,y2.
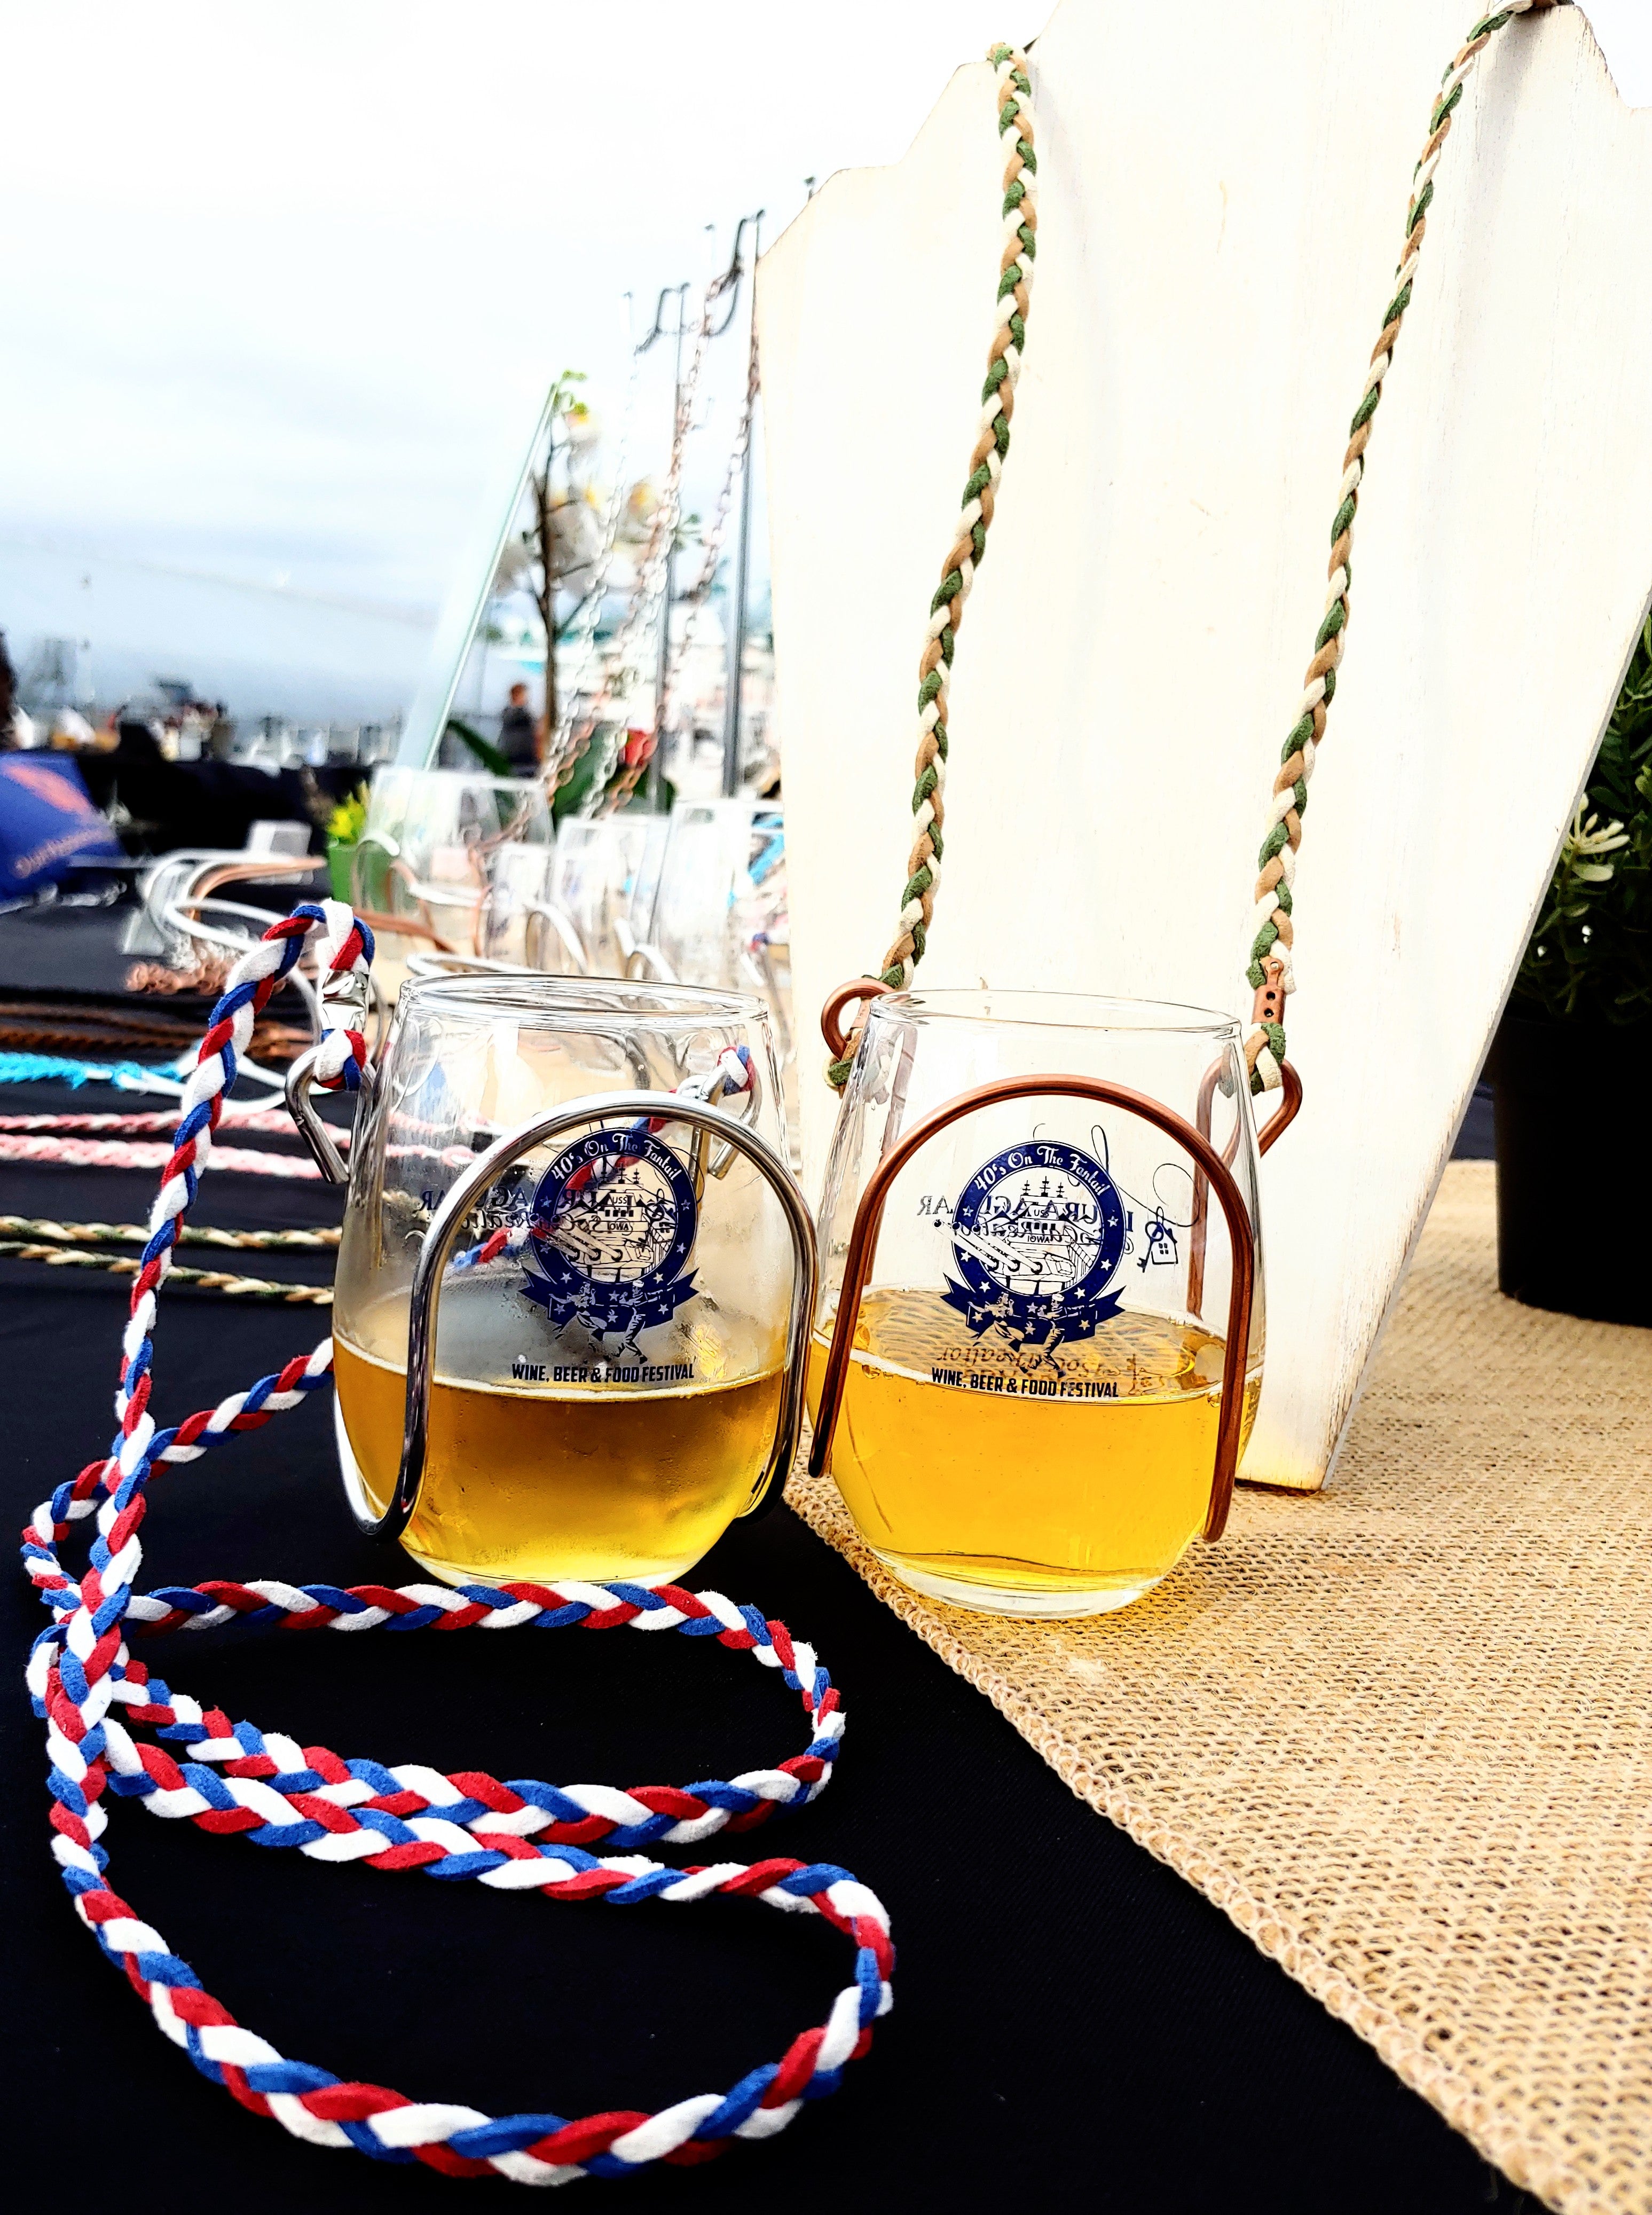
1564,804,1630,884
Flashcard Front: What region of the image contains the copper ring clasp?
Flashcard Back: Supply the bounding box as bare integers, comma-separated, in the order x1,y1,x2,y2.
821,977,892,1061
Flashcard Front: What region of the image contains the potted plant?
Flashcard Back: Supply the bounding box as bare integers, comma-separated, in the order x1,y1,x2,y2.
1493,614,1652,1322
325,786,369,904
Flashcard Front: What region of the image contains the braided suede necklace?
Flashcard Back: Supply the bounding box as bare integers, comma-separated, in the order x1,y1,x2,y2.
827,6,1562,1101
24,901,891,2182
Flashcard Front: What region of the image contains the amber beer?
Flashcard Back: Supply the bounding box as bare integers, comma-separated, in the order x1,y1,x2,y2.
808,1291,1261,1612
335,1276,783,1587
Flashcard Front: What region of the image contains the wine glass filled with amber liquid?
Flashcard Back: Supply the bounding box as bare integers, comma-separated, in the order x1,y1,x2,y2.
808,991,1263,1617
328,975,810,1588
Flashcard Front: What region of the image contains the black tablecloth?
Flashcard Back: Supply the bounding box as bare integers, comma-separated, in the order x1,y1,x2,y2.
0,1122,1531,2212
0,912,1522,2211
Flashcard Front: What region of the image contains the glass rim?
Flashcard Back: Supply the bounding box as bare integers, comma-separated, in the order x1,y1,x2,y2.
399,973,770,1032
868,986,1242,1038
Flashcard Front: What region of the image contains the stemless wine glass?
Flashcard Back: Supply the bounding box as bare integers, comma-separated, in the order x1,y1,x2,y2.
808,989,1268,1618
320,975,812,1589
534,813,669,977
645,797,783,991
350,767,554,976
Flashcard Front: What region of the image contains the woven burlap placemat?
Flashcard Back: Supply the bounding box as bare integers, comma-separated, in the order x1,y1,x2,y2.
788,1161,1652,2213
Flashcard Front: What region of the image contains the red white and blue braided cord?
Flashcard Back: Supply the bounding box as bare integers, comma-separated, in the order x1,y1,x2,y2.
21,900,893,2183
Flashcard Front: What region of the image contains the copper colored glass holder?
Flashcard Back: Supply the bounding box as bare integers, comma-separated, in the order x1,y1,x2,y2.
806,1071,1258,1544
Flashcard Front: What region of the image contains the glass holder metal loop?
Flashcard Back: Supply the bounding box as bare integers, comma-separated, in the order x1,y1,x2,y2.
285,1048,373,1184
807,1072,1257,1544
334,1089,819,1545
820,977,893,1061
1186,1054,1300,1314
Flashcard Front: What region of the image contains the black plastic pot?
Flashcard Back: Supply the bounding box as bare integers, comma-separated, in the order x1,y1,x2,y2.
1490,1010,1652,1325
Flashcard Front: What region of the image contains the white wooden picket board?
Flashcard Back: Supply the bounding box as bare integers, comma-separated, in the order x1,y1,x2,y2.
757,0,1652,1489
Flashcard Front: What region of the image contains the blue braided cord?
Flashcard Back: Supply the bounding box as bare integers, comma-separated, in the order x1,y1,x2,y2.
669,1610,731,1637
254,1765,332,1794
28,1619,67,1686
133,1949,202,1989
421,1850,518,1880
854,1944,884,2020
143,1588,267,1625
378,1605,448,1631
88,1586,128,1639
243,1819,334,1851
334,2120,417,2162
777,1861,857,1896
289,1583,379,1614
686,1779,783,1812
447,2113,580,2160
601,1578,697,1613
497,1777,623,1823
524,1600,594,1629
582,2151,650,2181
49,1764,95,1820
48,1474,85,1523
0,1052,184,1089
178,1764,239,1812
689,2061,781,2141
241,2059,345,2098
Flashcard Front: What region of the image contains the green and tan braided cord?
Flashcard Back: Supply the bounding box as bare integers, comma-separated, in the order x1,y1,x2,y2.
827,41,1037,1088
0,1215,339,1253
0,1215,337,1301
1242,0,1562,1094
0,1240,332,1302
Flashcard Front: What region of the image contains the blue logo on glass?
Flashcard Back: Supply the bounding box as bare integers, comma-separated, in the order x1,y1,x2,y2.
943,1140,1127,1349
520,1129,698,1340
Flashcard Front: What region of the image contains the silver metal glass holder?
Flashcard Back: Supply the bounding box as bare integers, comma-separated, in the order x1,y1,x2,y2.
311,1088,817,1547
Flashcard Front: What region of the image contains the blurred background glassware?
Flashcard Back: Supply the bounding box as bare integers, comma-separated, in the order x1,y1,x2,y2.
808,990,1263,1619
645,797,793,1121
330,974,800,1589
530,813,669,979
646,798,782,985
350,767,554,986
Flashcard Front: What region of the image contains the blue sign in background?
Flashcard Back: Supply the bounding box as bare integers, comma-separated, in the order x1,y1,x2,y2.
0,756,124,899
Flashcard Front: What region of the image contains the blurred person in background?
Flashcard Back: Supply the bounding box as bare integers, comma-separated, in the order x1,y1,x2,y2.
499,679,541,775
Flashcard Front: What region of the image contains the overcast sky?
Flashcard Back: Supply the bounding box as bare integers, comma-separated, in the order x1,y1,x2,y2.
1,2,1024,617
2,1,1648,717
